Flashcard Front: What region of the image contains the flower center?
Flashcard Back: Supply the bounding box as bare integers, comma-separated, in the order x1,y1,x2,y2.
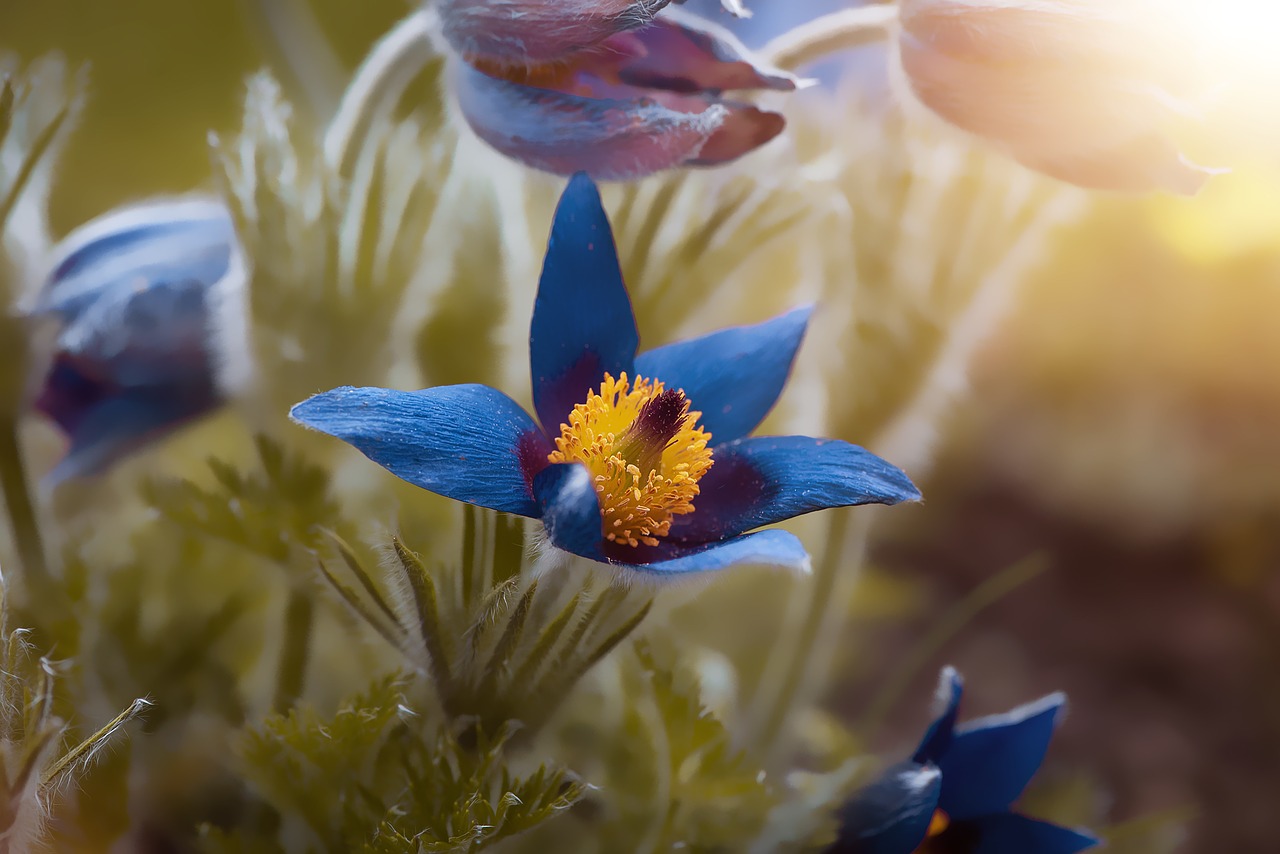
547,372,713,548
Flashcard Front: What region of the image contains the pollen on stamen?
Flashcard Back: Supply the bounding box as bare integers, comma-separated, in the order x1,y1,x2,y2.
547,372,713,548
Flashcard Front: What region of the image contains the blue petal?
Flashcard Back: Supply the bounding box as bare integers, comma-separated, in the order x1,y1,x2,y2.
48,385,219,484
619,528,809,575
51,275,215,389
667,436,921,542
38,198,235,322
529,172,639,433
289,385,550,517
969,814,1100,854
534,463,608,561
936,692,1066,819
634,305,811,444
830,761,941,854
913,666,965,765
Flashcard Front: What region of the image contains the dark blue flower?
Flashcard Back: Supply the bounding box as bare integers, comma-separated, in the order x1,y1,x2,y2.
830,667,1100,854
291,173,919,576
29,198,247,483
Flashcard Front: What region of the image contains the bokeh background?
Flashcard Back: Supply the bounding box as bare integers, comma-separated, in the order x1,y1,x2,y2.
5,1,1280,851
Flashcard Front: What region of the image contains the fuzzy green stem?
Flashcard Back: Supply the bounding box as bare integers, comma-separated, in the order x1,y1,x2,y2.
859,555,1048,738
760,4,899,72
748,509,871,762
243,0,347,124
272,584,314,713
323,7,437,178
0,417,46,587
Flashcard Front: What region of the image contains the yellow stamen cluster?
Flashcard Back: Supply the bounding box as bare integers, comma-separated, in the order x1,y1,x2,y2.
548,372,713,547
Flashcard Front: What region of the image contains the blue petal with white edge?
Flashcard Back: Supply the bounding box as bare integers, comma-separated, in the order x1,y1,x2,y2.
830,761,941,854
634,305,812,444
667,436,921,542
37,198,235,321
968,814,1100,854
935,692,1066,819
528,172,639,432
534,463,608,561
913,666,965,764
618,529,809,576
289,384,548,517
49,386,218,484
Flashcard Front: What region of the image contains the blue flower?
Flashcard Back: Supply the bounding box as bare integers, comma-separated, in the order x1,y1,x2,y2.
830,667,1100,854
291,173,919,576
29,198,247,483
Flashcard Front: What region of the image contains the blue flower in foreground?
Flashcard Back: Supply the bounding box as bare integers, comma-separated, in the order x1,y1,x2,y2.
830,667,1100,854
29,198,247,483
291,173,919,576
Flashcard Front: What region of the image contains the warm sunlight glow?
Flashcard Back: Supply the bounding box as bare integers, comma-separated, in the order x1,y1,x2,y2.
1169,0,1280,97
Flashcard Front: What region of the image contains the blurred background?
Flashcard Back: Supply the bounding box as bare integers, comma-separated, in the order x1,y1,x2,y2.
5,1,1280,851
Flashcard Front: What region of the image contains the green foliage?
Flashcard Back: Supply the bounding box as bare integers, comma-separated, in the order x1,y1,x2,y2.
143,435,344,563
223,676,584,853
0,572,147,851
320,505,654,737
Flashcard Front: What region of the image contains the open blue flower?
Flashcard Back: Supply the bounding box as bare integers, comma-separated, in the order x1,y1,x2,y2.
29,198,247,483
830,667,1100,854
291,173,919,576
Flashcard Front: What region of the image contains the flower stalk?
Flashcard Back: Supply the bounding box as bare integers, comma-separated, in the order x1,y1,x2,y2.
746,508,871,761
0,410,46,587
272,580,315,714
761,3,899,71
322,7,438,177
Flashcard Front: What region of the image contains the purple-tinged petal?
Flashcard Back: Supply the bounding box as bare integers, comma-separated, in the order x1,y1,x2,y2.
529,172,639,432
666,437,921,542
438,0,671,67
533,462,608,561
37,198,235,321
50,276,214,390
614,8,802,93
47,385,219,485
935,692,1066,820
289,385,549,517
532,464,810,572
967,814,1100,854
829,762,942,854
686,100,785,166
913,666,965,765
614,528,809,575
453,63,728,181
635,305,811,444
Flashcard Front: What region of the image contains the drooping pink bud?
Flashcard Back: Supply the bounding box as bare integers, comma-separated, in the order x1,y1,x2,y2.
898,0,1217,194
449,5,791,180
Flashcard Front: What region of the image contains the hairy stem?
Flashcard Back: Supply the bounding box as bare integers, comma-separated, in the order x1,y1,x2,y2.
323,7,438,178
860,555,1048,738
243,0,347,123
0,417,46,587
760,4,899,71
747,509,871,761
272,583,314,713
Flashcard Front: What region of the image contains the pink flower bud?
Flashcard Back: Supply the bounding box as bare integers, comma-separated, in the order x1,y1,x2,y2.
898,0,1216,193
